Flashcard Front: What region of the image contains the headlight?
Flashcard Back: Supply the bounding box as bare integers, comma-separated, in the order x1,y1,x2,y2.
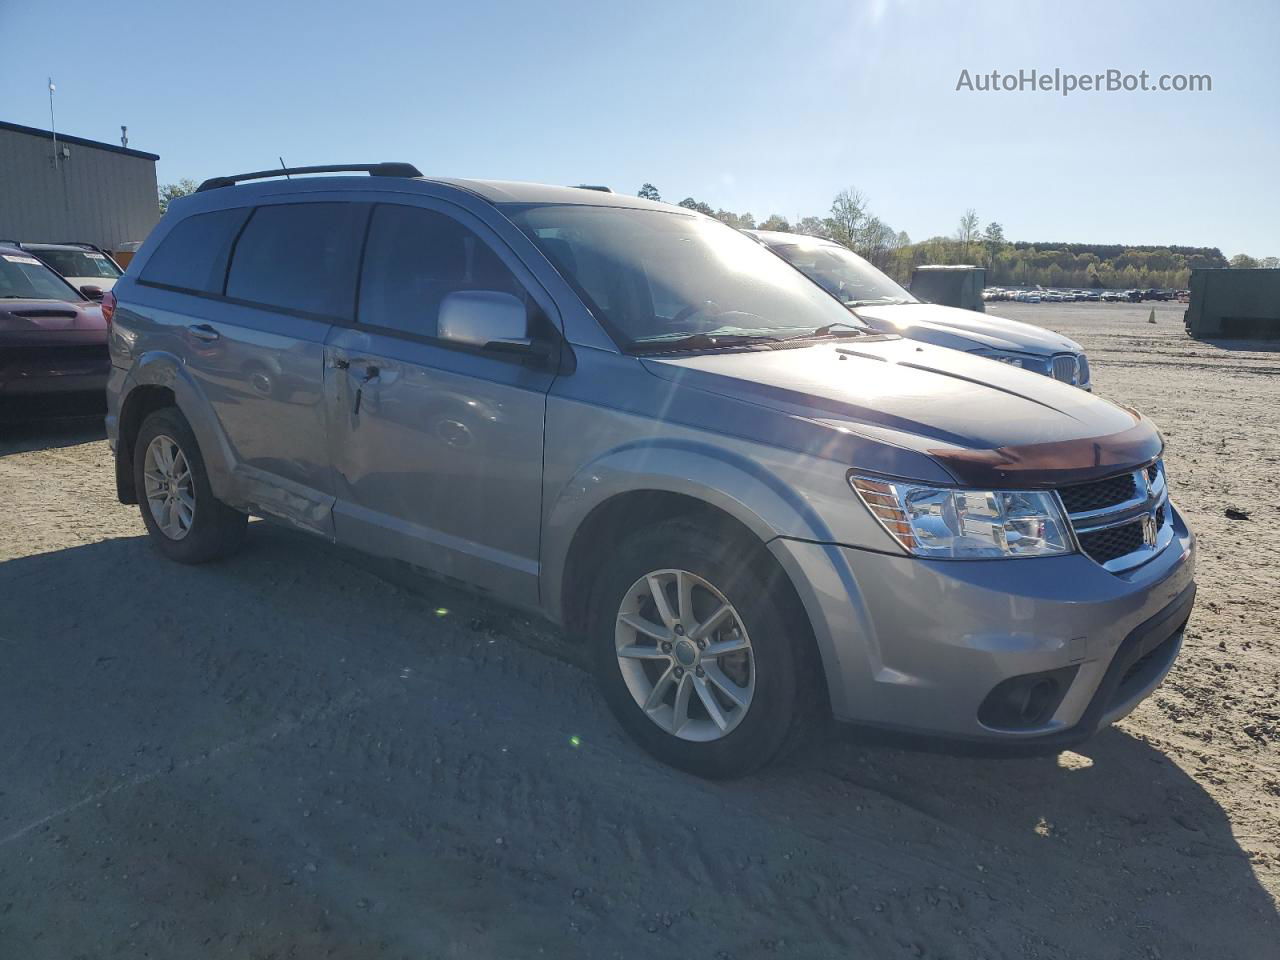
850,475,1073,559
969,348,1049,373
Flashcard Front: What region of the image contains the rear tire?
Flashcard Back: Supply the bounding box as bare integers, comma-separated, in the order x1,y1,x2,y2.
133,407,247,564
587,518,814,778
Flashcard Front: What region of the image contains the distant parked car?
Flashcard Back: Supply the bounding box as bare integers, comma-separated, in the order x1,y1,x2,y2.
16,242,123,299
1102,291,1124,302
0,243,108,397
748,231,1091,388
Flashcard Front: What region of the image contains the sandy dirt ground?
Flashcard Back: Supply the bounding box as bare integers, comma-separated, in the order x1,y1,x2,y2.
1,300,1277,959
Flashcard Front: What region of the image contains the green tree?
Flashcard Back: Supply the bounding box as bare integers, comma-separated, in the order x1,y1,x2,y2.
796,216,832,239
1230,253,1260,268
713,210,755,229
827,188,867,248
955,209,980,261
677,197,715,216
982,221,1005,268
637,183,661,202
758,214,791,232
158,179,198,215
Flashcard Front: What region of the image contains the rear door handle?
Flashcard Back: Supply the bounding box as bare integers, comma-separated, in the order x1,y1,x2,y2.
189,323,220,342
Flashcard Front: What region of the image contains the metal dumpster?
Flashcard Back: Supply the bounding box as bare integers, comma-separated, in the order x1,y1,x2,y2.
910,264,987,312
1184,268,1280,338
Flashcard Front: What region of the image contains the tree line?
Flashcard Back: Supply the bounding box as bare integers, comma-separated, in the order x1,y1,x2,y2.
155,176,1272,290
636,182,1274,289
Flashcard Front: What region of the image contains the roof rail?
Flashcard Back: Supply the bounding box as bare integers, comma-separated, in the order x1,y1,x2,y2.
572,184,613,193
196,162,423,193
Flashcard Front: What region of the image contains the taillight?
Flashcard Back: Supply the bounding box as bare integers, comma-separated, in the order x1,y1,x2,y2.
101,289,116,331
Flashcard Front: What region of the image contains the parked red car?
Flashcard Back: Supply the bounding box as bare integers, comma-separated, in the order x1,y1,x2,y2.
0,244,108,399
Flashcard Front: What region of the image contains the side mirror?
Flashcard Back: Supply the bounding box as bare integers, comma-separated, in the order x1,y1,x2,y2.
79,284,105,301
438,290,542,358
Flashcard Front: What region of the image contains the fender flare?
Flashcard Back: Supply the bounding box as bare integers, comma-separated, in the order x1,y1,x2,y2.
120,351,239,500
541,436,843,623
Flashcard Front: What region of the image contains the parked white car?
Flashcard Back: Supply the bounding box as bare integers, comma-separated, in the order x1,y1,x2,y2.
748,232,1090,388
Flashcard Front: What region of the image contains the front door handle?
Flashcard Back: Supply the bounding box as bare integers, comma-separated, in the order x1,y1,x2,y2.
189,323,219,342
353,365,381,416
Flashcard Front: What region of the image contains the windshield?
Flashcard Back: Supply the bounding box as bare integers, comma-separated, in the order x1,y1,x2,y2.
506,205,866,347
0,253,79,300
764,238,916,307
36,248,121,280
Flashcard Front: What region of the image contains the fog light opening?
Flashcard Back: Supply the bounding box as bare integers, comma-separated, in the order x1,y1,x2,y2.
977,666,1079,731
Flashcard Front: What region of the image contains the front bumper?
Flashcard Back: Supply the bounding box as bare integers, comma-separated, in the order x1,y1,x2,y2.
770,504,1195,745
0,332,109,396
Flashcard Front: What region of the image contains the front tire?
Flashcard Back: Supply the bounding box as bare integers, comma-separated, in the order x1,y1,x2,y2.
134,407,247,564
587,519,813,778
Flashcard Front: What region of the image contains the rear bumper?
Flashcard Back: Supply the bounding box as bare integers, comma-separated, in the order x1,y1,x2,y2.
770,505,1195,745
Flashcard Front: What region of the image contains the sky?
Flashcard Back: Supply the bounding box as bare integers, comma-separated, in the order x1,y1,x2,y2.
1,0,1276,256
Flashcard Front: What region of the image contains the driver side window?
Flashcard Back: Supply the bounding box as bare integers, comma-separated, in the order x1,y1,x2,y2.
359,205,526,338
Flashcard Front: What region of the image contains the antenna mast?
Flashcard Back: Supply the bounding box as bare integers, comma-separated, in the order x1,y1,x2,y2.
48,78,59,170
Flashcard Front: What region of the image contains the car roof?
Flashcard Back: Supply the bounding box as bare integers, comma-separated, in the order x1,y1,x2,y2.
17,242,96,251
429,178,678,210
184,173,685,213
746,229,841,247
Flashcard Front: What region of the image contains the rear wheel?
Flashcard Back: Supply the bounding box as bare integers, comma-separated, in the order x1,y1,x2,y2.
587,519,813,778
134,407,246,563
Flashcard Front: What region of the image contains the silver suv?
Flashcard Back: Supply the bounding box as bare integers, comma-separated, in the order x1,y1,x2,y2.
105,163,1196,777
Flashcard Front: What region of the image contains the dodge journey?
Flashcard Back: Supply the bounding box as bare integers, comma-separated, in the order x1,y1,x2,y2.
105,163,1196,777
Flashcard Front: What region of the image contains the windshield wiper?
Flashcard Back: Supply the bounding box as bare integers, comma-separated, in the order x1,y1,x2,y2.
844,297,911,307
626,332,781,354
783,320,868,341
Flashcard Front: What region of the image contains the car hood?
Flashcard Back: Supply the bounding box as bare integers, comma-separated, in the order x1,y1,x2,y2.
63,276,118,293
642,336,1159,487
854,302,1083,355
0,298,105,332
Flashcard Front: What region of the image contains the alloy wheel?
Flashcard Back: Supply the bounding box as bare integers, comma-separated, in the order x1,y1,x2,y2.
614,568,756,742
142,434,196,540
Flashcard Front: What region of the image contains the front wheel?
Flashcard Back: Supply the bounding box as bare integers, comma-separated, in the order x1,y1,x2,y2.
134,407,247,564
587,519,814,778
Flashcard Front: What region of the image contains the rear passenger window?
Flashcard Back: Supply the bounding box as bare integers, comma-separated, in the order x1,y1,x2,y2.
139,208,250,294
226,203,366,319
358,205,525,338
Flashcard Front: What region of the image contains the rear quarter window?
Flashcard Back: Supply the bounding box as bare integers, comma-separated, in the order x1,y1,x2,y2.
139,208,251,294
225,203,366,319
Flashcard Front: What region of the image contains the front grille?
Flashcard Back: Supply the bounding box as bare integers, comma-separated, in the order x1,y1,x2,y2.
1059,460,1169,573
1077,521,1144,565
1051,354,1078,383
1058,473,1136,514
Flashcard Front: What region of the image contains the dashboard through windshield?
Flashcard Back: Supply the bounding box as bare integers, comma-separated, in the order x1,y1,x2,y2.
506,205,868,349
